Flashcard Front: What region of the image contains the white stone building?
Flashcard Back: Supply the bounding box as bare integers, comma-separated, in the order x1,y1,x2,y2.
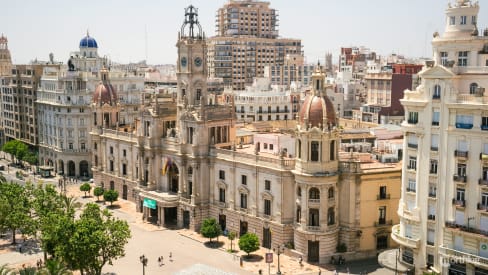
392,1,488,274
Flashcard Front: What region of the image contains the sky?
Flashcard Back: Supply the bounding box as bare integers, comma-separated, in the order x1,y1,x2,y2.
1,0,487,65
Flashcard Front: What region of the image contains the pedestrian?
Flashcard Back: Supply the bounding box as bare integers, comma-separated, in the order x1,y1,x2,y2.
157,256,161,266
169,252,172,261
160,256,164,265
318,268,321,275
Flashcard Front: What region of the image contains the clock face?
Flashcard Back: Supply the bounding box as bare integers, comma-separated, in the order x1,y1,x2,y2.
181,57,187,67
194,57,202,67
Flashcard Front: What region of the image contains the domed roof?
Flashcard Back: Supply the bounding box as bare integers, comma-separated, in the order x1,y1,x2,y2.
79,33,98,48
299,93,337,129
93,83,117,106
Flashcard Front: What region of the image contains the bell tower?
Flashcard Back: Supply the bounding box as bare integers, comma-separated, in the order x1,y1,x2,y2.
0,34,12,76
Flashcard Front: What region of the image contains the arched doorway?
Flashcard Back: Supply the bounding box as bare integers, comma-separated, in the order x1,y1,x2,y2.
79,160,89,178
67,161,75,177
168,164,179,193
58,160,64,175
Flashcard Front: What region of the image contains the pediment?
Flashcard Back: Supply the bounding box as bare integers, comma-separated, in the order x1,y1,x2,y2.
238,185,250,194
419,65,455,79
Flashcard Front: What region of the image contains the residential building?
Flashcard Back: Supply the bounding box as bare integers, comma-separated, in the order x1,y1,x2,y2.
393,1,488,274
208,0,303,90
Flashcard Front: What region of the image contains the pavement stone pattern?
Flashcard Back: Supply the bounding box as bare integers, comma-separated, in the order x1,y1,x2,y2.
174,263,237,275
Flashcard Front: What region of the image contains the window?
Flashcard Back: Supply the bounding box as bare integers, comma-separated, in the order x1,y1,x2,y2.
263,143,268,149
309,209,319,226
330,141,335,161
110,146,113,154
328,188,334,199
379,186,387,199
460,15,467,25
408,112,418,124
429,184,437,197
240,193,248,209
69,143,73,150
407,133,418,148
456,114,473,129
311,141,319,162
269,144,273,150
481,192,488,208
94,142,97,150
427,254,434,268
264,199,271,215
378,206,386,224
407,179,416,193
408,156,417,170
431,134,439,151
265,180,271,191
472,15,477,24
430,159,438,174
122,164,127,175
327,207,335,225
196,89,201,101
433,85,441,99
470,83,478,94
432,110,440,126
309,188,320,200
296,206,301,223
219,170,225,180
79,118,84,125
482,117,488,130
450,16,456,25
123,149,126,157
440,52,448,66
297,140,301,158
219,188,225,203
458,51,468,67
81,143,86,150
297,187,302,197
427,229,435,246
457,163,467,177
241,175,247,185
456,188,465,202
110,160,114,172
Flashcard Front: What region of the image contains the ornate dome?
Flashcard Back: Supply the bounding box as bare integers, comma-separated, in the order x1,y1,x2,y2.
79,33,98,48
299,93,337,129
93,82,117,106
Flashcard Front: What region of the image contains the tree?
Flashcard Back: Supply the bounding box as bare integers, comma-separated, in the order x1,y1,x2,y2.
0,264,13,275
93,187,104,201
23,151,38,166
228,231,236,252
79,183,91,198
103,190,118,206
200,218,221,243
238,233,260,257
38,258,72,275
56,203,130,275
0,182,31,244
1,140,30,166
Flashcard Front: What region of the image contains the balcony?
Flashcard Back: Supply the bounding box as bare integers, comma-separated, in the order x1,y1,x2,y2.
479,178,488,186
453,174,467,183
433,95,441,100
428,214,436,221
481,153,488,161
432,121,440,126
307,225,323,232
478,203,488,211
217,201,227,208
406,187,416,193
456,123,473,129
439,246,488,270
455,150,469,158
431,146,438,151
452,198,466,207
428,193,437,198
374,219,393,227
308,198,320,205
407,119,418,125
446,221,488,237
482,125,488,131
407,143,418,149
377,194,391,200
391,224,420,249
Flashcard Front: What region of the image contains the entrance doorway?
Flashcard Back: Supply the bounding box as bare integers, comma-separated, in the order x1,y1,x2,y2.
183,211,190,229
308,241,319,262
164,207,178,226
122,185,128,200
239,221,248,237
262,227,271,249
219,214,226,232
149,208,158,224
67,161,75,177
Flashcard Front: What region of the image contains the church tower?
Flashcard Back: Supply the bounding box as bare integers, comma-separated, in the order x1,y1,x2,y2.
292,64,341,263
175,5,236,231
0,34,12,76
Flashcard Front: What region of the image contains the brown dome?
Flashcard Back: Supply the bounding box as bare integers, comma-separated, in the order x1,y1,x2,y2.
93,83,117,106
299,93,336,129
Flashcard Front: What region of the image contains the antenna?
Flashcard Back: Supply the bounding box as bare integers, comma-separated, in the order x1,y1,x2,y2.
145,25,148,62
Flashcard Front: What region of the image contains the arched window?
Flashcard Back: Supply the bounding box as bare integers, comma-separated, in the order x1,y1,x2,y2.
433,85,441,99
311,141,319,162
309,188,320,200
297,187,302,197
470,83,478,94
327,207,335,225
328,188,334,199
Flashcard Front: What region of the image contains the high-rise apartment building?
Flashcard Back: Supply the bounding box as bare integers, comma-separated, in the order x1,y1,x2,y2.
393,1,488,274
208,0,303,90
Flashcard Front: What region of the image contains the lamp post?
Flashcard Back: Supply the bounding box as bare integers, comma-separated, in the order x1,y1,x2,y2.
273,244,285,275
139,254,148,275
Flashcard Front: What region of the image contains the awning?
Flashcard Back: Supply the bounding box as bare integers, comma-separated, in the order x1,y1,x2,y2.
143,198,157,209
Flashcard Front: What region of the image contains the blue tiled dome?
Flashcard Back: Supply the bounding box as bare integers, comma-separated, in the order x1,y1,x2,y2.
79,34,98,48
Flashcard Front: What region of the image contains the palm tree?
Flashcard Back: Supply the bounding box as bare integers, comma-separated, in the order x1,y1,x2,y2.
0,264,12,275
60,195,81,217
38,259,72,275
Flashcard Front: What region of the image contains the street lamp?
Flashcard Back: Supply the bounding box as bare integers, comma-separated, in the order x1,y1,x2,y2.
273,244,285,275
139,254,148,275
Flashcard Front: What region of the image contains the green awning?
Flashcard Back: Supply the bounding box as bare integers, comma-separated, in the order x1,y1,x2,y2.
143,198,157,209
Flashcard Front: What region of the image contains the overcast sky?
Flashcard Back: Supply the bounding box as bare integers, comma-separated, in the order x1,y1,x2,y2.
1,0,486,65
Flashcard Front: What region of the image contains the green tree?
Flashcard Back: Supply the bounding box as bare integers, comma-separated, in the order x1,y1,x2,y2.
79,183,91,198
93,187,104,201
60,195,81,217
228,231,236,252
38,258,72,275
103,190,118,206
57,203,130,275
1,140,30,166
23,151,38,166
0,182,31,244
200,218,221,243
238,233,260,257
